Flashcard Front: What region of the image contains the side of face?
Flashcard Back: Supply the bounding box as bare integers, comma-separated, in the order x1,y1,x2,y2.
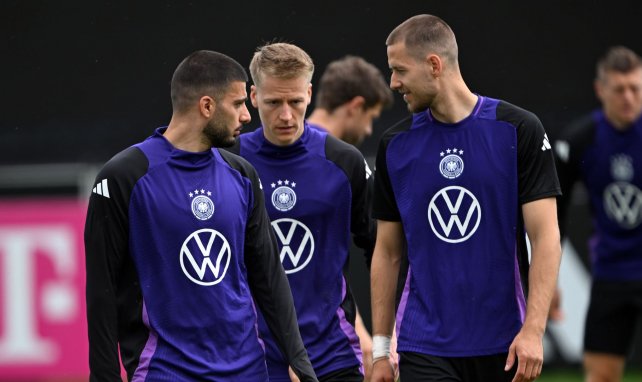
251,75,312,146
203,81,251,147
596,67,642,127
343,101,383,145
387,42,437,113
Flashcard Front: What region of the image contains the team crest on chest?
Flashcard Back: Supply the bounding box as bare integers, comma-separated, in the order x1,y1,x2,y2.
271,179,297,212
439,147,465,179
610,154,634,181
189,188,215,220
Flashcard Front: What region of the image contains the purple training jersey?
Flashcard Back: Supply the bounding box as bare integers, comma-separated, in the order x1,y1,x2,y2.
230,124,375,380
373,96,560,356
85,127,315,381
556,110,642,281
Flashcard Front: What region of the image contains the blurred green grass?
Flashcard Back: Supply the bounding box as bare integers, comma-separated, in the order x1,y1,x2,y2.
539,368,642,381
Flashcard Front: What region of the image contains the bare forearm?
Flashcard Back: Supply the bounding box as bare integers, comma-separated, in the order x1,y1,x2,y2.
355,311,372,341
524,231,561,334
370,248,400,336
505,198,562,381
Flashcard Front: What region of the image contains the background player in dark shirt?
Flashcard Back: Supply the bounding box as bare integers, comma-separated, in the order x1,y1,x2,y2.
84,50,316,381
307,54,396,381
370,14,562,382
230,42,374,382
308,55,393,147
555,46,642,382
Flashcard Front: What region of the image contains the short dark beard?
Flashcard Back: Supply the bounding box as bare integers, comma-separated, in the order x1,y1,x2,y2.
203,116,235,148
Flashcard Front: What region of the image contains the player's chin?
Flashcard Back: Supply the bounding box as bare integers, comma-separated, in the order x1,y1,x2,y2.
621,110,641,124
407,103,428,113
216,136,237,148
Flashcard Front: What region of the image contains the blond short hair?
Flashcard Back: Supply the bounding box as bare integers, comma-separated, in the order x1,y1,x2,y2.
249,42,314,87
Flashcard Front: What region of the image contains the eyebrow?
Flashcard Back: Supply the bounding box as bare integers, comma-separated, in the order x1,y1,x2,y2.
264,96,305,102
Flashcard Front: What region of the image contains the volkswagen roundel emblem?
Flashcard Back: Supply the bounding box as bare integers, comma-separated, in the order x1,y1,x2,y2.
180,229,231,286
271,218,315,274
270,179,297,212
427,185,481,243
603,181,642,229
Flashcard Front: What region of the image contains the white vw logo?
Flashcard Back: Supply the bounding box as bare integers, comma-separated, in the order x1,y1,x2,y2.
271,218,315,274
180,229,231,286
603,182,642,229
427,186,481,243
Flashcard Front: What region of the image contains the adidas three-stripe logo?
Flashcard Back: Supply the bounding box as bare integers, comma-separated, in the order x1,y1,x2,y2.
364,159,372,180
92,179,110,198
541,133,551,151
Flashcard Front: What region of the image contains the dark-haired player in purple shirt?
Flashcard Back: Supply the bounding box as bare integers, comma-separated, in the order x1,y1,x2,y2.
370,14,562,382
84,50,316,382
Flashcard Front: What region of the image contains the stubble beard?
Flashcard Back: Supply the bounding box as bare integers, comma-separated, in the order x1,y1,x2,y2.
407,97,431,114
203,116,235,148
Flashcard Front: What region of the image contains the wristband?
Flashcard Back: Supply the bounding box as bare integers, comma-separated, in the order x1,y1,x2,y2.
372,335,391,361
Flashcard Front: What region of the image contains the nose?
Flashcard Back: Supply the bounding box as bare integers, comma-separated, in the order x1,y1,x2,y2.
279,105,293,121
365,123,373,137
390,73,401,90
623,86,639,103
240,104,251,124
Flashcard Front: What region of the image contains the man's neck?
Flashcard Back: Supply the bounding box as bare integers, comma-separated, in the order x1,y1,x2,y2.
165,115,209,152
429,76,478,124
307,109,342,139
604,109,637,132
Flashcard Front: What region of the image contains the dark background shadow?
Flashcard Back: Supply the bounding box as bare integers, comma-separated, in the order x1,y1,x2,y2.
3,0,641,165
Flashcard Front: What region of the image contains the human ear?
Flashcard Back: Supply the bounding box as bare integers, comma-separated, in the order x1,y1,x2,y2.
199,96,216,118
427,54,442,78
250,85,259,108
347,96,366,115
